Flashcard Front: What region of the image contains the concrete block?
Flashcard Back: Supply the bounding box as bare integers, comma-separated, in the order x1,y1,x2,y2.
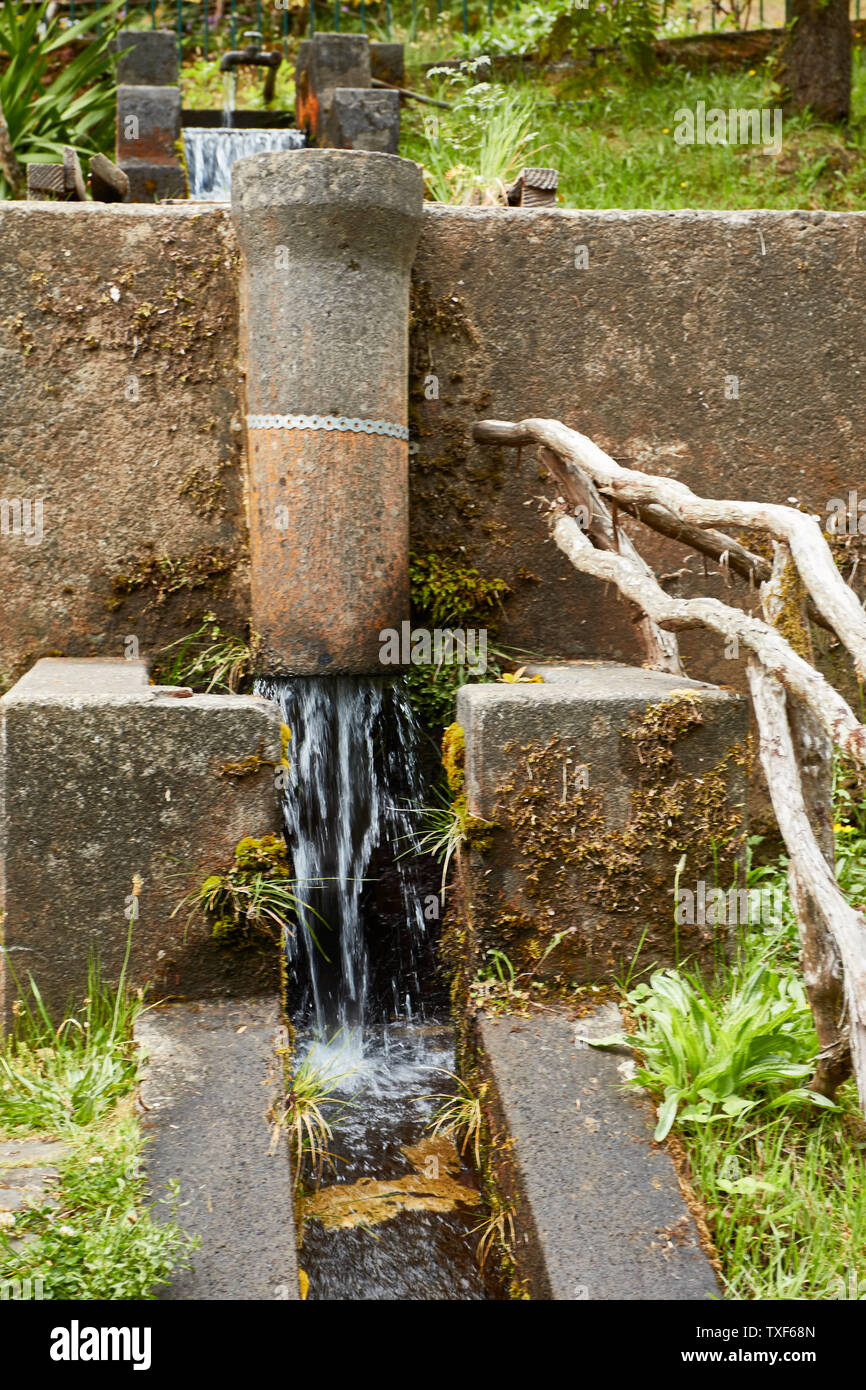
0,202,248,694
116,85,186,201
455,661,748,982
370,42,405,87
478,1007,720,1300
112,30,179,87
324,89,401,154
295,33,371,145
137,996,299,1300
0,659,283,1030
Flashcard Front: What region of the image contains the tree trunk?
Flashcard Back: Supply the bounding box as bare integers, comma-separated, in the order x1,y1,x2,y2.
782,0,851,122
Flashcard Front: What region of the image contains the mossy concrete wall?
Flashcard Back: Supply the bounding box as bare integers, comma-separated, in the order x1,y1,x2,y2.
410,206,866,697
452,663,749,986
0,659,282,1031
2,202,865,692
0,203,248,695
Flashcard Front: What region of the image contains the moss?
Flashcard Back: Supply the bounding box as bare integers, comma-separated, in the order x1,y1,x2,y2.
410,550,511,629
233,834,289,874
465,693,749,983
178,460,231,518
197,835,293,950
107,545,238,611
409,277,479,346
216,738,275,780
766,553,814,663
442,722,466,795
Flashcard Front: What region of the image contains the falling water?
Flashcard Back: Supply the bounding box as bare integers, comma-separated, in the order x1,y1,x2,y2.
183,127,305,200
256,675,492,1299
256,675,431,1037
222,70,237,128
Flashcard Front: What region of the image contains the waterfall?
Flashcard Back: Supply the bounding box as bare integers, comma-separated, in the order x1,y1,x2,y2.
256,676,432,1040
183,127,305,201
256,675,489,1299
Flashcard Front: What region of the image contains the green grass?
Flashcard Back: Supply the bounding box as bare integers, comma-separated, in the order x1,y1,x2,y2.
1,1104,197,1300
152,612,252,693
401,50,866,211
615,801,866,1299
0,929,197,1298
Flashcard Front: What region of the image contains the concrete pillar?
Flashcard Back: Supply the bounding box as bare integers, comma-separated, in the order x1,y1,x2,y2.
325,90,401,154
113,29,186,202
231,149,423,674
295,33,371,145
455,662,749,983
0,659,282,1031
112,30,179,87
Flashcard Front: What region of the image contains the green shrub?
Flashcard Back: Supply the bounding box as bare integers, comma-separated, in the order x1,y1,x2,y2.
0,0,122,197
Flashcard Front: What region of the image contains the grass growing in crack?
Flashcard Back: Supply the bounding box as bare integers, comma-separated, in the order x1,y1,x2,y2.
428,1071,484,1168
471,1198,516,1271
152,612,252,693
274,1042,357,1189
0,906,197,1299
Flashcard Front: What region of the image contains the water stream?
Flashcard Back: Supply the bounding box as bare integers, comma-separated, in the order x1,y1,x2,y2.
183,127,305,200
256,675,492,1300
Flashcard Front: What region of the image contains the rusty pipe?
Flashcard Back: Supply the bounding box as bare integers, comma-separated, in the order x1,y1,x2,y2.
231,149,423,675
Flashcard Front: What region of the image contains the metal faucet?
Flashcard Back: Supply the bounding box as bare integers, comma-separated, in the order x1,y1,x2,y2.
219,31,282,105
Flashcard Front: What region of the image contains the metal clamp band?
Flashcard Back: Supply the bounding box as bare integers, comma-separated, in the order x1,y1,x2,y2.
246,413,409,441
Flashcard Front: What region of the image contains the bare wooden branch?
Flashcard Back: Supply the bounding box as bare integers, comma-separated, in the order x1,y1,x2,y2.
475,417,866,675
748,663,866,1110
477,410,866,1112
549,508,866,770
538,444,684,676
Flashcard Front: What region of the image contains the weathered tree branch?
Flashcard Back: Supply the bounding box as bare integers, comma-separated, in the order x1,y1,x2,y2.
748,663,866,1110
538,444,684,675
474,418,866,675
548,508,866,771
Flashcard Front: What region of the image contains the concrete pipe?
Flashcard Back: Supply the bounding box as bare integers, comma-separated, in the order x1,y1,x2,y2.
231,148,424,675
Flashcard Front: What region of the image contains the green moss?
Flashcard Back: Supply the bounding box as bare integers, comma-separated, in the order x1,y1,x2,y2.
184,835,296,951
216,739,275,780
410,550,511,629
442,722,466,795
464,693,750,984
178,461,231,519
107,546,237,611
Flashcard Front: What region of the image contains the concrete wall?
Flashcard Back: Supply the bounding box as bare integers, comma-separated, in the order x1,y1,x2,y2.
410,206,866,692
0,203,248,694
2,201,865,692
